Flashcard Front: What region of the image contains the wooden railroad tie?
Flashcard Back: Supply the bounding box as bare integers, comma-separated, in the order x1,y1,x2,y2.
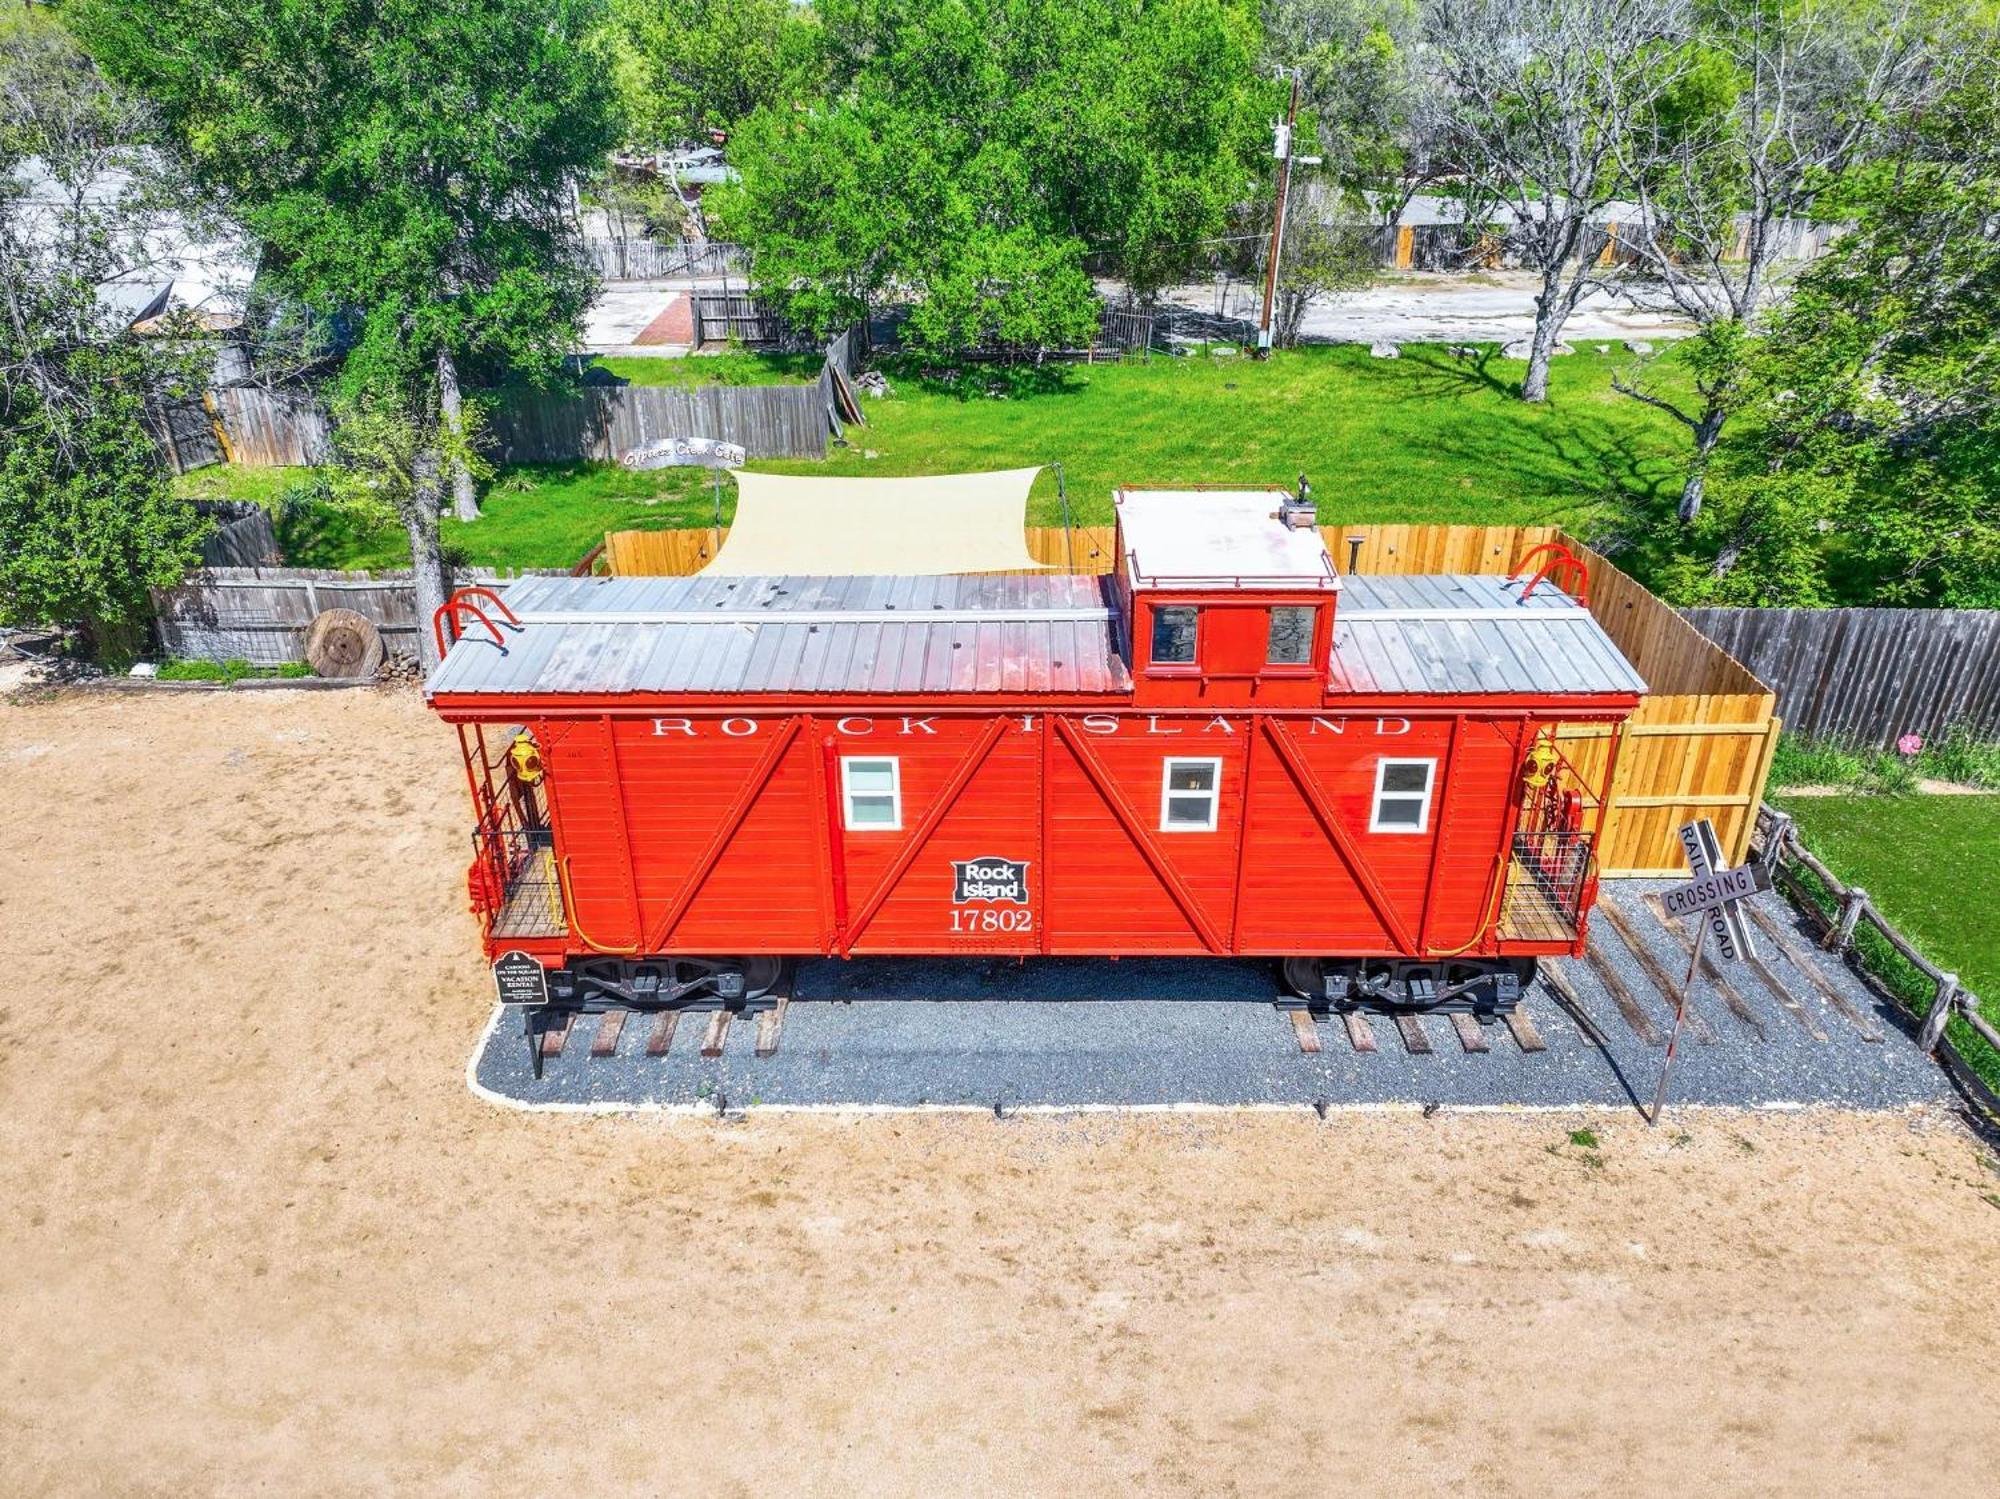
1289,1009,1323,1054
1393,1012,1433,1055
700,1009,731,1059
1581,948,1664,1047
1643,893,1770,1043
539,1011,575,1059
1595,902,1718,1044
1342,1010,1379,1054
1537,961,1611,1049
1739,941,1831,1042
591,1010,627,1058
1449,1012,1489,1054
1503,1006,1547,1053
755,998,790,1058
646,1009,681,1057
1744,900,1884,1043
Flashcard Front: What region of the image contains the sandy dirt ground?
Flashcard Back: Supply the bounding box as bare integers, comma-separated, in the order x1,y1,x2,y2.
4,687,1999,1498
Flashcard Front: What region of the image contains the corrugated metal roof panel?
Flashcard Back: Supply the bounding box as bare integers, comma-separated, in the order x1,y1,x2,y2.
1330,587,1645,698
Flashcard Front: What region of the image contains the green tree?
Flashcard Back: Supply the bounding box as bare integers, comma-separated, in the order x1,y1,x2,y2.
1655,40,2000,607
1611,0,1940,522
74,0,620,665
0,11,209,659
609,0,823,153
714,0,1271,356
1262,0,1426,214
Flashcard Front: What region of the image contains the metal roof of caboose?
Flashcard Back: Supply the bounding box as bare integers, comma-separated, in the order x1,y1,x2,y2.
1329,574,1646,696
426,573,1134,698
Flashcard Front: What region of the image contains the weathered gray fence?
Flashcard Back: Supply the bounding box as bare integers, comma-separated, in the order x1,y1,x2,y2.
693,293,781,346
485,382,828,462
583,237,748,281
154,566,566,666
151,387,335,475
1684,606,2000,747
194,502,281,568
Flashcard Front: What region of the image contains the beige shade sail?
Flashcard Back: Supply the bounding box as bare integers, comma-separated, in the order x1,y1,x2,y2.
705,467,1046,576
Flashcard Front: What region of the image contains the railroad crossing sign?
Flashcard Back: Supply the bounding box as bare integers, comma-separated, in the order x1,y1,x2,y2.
1650,818,1769,1125
1672,818,1763,962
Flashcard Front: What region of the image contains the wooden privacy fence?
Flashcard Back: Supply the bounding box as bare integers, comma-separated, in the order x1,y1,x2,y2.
598,519,1778,874
1680,605,2000,748
485,382,829,463
149,386,335,474
582,237,747,281
694,293,781,347
154,566,566,666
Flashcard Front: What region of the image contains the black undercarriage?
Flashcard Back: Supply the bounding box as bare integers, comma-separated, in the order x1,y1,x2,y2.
1281,957,1536,1015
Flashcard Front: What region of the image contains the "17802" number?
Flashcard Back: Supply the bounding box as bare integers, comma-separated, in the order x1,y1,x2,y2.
949,907,1033,933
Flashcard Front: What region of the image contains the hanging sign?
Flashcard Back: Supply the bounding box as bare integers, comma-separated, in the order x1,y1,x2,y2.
493,950,550,1008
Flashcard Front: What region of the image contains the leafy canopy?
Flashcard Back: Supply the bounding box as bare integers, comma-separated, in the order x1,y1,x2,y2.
0,12,208,651
608,0,824,152
73,0,621,404
713,0,1273,354
1656,41,2000,607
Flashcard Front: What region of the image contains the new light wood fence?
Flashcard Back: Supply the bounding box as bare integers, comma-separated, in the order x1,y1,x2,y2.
598,518,1777,874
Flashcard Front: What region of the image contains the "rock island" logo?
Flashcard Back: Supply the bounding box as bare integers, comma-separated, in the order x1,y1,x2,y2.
951,856,1030,905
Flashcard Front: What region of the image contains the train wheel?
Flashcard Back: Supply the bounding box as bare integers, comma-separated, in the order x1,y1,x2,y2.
736,955,786,1000
1281,957,1325,999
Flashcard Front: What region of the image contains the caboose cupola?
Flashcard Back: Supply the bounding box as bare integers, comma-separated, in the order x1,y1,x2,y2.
1113,486,1340,707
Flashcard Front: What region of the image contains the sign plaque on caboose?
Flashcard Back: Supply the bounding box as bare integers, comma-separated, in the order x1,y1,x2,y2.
492,950,550,1008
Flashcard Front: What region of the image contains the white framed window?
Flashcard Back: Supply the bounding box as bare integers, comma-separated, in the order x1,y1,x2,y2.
1370,758,1436,834
841,756,902,830
1160,757,1221,832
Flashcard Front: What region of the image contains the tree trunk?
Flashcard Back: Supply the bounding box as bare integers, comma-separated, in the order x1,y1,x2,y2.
405,450,452,674
1520,273,1568,403
1678,405,1729,523
437,348,480,523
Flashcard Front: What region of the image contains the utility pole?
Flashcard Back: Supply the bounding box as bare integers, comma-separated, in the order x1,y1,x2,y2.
1256,68,1304,358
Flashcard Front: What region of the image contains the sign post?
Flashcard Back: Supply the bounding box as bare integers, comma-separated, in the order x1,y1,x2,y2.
1649,819,1767,1125
493,950,552,1078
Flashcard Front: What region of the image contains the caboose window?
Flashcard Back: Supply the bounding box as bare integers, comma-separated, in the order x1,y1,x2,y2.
1151,606,1198,666
1370,758,1436,833
841,756,902,830
1160,757,1221,831
1267,605,1315,665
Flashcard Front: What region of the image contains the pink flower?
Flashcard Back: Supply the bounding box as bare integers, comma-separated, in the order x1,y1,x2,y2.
1897,733,1923,757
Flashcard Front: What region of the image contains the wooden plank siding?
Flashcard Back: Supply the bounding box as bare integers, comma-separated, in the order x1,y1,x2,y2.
1680,606,2000,748
485,383,827,463
595,521,1779,874
153,565,567,666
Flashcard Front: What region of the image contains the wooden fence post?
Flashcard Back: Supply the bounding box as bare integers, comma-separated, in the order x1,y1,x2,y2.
1761,807,1792,873
1827,886,1869,952
1918,973,1962,1056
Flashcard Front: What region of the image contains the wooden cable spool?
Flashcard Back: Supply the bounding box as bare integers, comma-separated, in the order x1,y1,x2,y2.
303,608,384,679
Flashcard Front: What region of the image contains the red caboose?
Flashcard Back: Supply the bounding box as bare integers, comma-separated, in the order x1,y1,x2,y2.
427,485,1642,1014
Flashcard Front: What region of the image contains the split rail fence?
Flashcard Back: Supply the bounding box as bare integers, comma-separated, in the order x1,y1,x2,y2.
598,520,1778,876
1756,803,1998,1120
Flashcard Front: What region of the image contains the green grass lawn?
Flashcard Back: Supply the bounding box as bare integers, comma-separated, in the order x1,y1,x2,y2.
1775,792,2000,1085
773,342,1694,527
177,462,732,572
174,342,1695,570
